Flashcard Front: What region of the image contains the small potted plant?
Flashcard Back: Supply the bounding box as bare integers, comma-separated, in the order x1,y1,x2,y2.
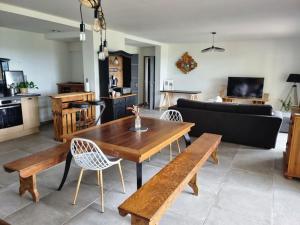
17,81,38,94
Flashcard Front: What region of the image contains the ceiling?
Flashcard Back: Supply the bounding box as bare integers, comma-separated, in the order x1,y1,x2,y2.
1,0,300,43
125,39,156,47
0,11,77,34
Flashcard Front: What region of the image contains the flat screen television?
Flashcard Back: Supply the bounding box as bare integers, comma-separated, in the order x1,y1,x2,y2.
227,77,264,98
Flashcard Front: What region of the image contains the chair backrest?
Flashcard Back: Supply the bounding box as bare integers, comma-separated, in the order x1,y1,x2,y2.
70,138,112,170
160,110,183,122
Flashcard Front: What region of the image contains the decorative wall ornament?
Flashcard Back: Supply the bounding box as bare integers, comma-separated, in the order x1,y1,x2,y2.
176,52,198,74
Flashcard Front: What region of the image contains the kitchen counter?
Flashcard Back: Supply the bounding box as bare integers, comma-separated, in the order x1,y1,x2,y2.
101,93,137,100
0,93,41,101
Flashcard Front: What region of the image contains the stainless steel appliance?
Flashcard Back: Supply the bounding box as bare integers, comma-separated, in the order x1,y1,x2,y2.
0,98,23,129
113,87,131,95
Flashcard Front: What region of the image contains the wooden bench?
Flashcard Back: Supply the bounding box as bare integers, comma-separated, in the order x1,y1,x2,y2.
3,142,70,202
118,133,222,225
0,219,10,225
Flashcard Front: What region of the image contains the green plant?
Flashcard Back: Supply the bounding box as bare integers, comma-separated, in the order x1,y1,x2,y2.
17,81,38,89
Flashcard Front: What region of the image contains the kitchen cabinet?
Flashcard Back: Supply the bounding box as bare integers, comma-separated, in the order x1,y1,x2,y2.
0,96,40,142
21,97,40,130
101,94,137,123
284,107,300,179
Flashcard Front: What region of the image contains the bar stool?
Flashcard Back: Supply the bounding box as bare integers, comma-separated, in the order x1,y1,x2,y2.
87,100,106,125
70,101,90,130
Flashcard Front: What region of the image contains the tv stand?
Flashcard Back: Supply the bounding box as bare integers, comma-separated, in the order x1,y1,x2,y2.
222,94,269,105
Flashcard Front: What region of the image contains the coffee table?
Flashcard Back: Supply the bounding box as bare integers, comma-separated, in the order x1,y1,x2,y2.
58,116,194,190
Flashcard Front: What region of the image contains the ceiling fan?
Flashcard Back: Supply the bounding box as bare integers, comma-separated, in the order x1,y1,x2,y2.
201,32,225,53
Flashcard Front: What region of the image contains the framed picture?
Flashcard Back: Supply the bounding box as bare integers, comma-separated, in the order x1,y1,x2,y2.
163,80,174,90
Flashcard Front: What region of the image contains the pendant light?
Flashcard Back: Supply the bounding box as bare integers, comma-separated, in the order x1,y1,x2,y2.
79,4,86,41
113,57,119,65
79,0,109,60
201,32,225,53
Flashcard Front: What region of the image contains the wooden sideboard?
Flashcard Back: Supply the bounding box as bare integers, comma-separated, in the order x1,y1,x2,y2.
222,94,269,105
283,107,300,179
50,92,95,141
57,82,84,94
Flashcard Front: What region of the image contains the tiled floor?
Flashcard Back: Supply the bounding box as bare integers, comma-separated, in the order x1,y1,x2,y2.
0,111,299,225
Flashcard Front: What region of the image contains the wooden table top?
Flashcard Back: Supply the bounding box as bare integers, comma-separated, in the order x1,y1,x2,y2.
160,90,201,94
64,116,194,163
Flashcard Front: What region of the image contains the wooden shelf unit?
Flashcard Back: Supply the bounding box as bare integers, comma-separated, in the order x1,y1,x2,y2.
284,107,300,179
222,94,269,105
50,92,95,141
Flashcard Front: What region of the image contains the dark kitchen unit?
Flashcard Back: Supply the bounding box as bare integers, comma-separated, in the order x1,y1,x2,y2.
99,50,138,122
0,58,10,97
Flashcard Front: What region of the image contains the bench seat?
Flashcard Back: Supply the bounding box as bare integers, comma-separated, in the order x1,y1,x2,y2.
3,142,70,202
118,133,222,225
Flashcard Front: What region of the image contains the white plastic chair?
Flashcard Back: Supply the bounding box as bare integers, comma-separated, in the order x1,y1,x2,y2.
71,138,125,213
160,110,183,160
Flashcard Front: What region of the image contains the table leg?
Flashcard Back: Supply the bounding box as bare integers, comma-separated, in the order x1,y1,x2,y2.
136,163,143,189
184,133,191,147
57,150,73,191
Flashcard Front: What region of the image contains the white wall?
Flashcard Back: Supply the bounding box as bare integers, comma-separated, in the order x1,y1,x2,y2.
138,47,156,104
68,42,84,82
0,27,71,121
166,38,300,109
125,45,140,54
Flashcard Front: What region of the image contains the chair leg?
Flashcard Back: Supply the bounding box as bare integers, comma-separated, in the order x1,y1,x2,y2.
176,139,181,153
169,144,172,161
73,168,84,205
118,162,126,194
97,170,100,186
99,170,104,213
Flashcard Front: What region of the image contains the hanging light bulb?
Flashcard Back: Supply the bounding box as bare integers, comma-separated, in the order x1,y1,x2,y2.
103,29,108,58
103,40,109,58
98,44,105,61
92,9,101,32
79,4,86,41
79,23,86,41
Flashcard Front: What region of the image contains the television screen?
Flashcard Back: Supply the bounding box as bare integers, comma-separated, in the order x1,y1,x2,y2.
227,77,264,98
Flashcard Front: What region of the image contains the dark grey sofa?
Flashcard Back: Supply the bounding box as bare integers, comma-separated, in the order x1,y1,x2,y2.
170,99,282,149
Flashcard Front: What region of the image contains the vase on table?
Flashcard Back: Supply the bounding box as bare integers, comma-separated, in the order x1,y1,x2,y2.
135,116,141,130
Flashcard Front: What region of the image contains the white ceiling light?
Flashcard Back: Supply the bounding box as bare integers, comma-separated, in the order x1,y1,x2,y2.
201,32,225,53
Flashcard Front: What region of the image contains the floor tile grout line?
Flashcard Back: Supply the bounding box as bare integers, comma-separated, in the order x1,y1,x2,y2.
202,146,236,225
61,199,100,225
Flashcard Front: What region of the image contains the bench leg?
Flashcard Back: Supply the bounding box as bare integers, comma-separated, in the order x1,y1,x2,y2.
19,175,39,203
188,174,199,196
131,215,156,225
211,148,219,164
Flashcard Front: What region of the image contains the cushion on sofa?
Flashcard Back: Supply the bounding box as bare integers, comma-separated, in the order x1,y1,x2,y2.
176,98,273,116
177,99,238,113
236,104,273,116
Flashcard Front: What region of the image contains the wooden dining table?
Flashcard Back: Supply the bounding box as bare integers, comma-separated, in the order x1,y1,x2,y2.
57,116,194,190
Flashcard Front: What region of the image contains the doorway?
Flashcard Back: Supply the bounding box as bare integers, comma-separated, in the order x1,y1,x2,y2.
143,56,155,110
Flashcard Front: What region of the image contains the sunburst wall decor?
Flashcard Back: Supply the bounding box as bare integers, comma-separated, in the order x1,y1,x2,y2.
176,52,198,74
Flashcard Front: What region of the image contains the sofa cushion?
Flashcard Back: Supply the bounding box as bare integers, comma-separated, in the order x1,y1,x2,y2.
177,99,238,113
176,98,273,116
236,104,273,116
